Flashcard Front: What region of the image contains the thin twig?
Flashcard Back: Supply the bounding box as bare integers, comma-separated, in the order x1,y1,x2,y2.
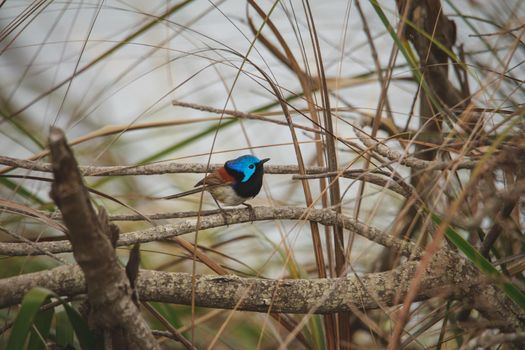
172,100,321,134
0,152,477,177
354,128,477,171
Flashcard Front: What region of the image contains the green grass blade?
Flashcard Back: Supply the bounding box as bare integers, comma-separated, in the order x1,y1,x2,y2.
308,315,325,350
0,99,45,150
141,119,238,165
27,307,54,350
149,302,182,328
7,287,52,350
90,119,237,189
62,301,98,349
431,214,525,311
55,310,74,348
136,95,288,167
396,16,466,71
435,300,451,350
3,118,45,150
445,1,505,66
0,177,45,205
7,0,196,120
7,287,97,350
368,1,421,81
90,98,289,189
369,1,447,116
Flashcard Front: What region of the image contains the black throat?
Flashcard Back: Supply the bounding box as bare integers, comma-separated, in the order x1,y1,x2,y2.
225,165,265,198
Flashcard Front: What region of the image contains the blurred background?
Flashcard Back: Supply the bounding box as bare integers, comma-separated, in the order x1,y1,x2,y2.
1,1,524,348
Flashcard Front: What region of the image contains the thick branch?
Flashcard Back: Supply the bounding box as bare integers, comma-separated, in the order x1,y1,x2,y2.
48,127,159,350
0,251,522,332
0,255,469,312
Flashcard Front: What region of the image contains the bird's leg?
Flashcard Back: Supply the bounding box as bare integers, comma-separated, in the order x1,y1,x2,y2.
242,203,256,223
212,197,230,226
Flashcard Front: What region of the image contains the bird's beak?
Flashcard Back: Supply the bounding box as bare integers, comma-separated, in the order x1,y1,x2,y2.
260,158,270,164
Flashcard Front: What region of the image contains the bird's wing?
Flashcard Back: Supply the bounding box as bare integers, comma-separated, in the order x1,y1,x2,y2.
194,170,232,187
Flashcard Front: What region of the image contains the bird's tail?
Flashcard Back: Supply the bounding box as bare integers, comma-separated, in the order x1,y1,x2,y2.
159,184,224,200
160,187,205,200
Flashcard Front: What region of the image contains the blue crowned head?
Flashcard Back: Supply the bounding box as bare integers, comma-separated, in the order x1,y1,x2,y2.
225,155,270,182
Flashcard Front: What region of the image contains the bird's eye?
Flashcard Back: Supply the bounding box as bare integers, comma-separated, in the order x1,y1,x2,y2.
249,164,255,169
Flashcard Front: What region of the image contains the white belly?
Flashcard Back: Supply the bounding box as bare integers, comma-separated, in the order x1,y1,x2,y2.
208,185,247,206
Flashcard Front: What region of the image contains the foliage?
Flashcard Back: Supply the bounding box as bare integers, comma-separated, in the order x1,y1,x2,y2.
1,1,524,349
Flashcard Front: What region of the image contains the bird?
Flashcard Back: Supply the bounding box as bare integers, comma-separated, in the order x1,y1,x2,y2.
163,155,270,219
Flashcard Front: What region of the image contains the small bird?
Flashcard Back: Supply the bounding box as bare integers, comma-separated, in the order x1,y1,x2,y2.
163,155,270,217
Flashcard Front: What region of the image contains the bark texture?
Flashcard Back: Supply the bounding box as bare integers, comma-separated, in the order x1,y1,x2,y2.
48,127,159,350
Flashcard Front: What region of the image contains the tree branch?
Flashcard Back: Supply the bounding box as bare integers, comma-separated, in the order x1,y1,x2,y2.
354,128,477,171
0,206,421,259
0,153,476,176
0,256,469,312
0,251,522,332
0,154,413,199
48,127,159,349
